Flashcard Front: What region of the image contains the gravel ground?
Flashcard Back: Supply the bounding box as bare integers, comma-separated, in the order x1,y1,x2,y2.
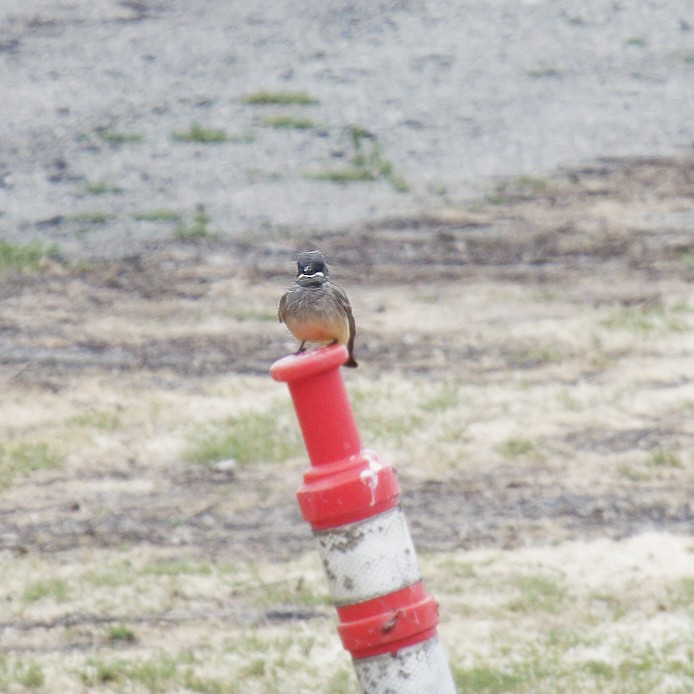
1,0,693,258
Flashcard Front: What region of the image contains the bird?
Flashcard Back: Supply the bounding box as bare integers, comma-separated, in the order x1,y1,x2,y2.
278,250,358,367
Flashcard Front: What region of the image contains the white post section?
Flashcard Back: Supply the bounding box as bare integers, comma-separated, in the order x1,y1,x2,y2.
315,507,457,694
315,507,420,604
354,635,456,694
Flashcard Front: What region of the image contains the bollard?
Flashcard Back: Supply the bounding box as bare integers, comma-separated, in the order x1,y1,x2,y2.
271,344,456,693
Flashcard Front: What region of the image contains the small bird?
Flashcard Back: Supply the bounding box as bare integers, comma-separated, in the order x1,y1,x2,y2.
278,250,358,367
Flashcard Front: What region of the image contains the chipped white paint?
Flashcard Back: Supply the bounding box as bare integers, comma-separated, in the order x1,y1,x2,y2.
359,450,384,506
315,507,420,605
354,635,457,694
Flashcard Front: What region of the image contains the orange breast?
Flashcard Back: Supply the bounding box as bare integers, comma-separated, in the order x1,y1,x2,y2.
284,315,349,345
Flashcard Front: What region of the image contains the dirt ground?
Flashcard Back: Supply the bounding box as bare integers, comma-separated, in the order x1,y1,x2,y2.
2,154,693,560
1,156,693,693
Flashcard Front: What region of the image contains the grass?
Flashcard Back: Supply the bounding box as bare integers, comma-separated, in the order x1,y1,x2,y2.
242,90,318,105
230,307,278,322
171,123,253,145
1,534,692,693
70,409,123,430
172,123,230,143
96,130,144,146
0,441,63,488
108,624,138,644
175,208,212,240
305,125,408,192
184,408,303,466
505,575,567,614
420,380,460,412
72,211,116,235
497,438,536,458
486,176,548,204
646,448,683,468
22,578,69,604
83,180,123,195
80,654,183,691
306,168,377,184
132,209,182,222
0,239,59,272
453,664,525,693
600,304,685,333
0,658,45,690
677,249,694,268
624,36,647,47
261,115,318,130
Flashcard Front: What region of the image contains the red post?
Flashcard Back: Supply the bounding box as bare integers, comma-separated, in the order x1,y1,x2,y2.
271,344,456,693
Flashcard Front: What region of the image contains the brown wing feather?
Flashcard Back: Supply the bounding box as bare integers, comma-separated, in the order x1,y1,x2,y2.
330,283,358,367
277,291,288,324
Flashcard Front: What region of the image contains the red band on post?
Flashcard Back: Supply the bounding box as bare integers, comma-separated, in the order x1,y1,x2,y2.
337,582,440,659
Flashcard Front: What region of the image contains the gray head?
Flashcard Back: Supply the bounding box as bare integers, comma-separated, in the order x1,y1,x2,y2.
296,250,329,279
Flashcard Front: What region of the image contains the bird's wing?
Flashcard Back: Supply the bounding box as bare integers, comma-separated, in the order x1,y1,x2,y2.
277,291,288,324
332,283,356,354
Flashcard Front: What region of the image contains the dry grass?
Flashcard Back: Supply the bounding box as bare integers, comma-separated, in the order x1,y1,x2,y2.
1,157,693,691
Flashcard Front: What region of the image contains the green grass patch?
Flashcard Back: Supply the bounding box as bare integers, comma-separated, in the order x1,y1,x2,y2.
506,575,567,614
453,664,525,693
242,90,318,105
678,249,694,268
261,115,318,130
0,239,60,272
96,130,144,146
305,168,377,184
420,380,460,412
172,123,230,143
0,441,63,488
108,624,138,644
185,408,302,466
80,653,186,691
70,408,123,431
78,652,243,694
646,448,683,468
305,125,408,192
673,577,694,611
582,660,615,679
600,304,685,333
132,209,182,222
171,124,253,144
497,437,535,458
0,657,45,690
350,383,427,446
625,36,647,47
72,211,116,225
617,462,651,482
175,208,212,240
22,577,69,604
486,175,549,204
86,560,136,588
83,180,123,195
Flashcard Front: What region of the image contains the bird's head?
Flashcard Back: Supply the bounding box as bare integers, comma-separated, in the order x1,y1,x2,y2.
296,250,328,279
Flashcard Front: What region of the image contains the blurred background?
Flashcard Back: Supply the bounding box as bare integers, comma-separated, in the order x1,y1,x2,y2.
2,0,692,256
1,2,693,693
